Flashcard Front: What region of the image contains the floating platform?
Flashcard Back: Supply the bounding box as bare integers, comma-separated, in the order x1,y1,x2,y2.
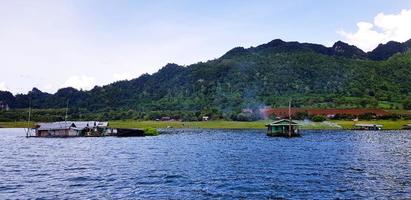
267,131,301,137
114,128,145,137
266,119,301,138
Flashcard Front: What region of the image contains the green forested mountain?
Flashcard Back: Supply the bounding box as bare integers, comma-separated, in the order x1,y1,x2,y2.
1,39,411,121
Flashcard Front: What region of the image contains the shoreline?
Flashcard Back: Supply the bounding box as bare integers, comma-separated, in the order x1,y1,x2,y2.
1,120,410,130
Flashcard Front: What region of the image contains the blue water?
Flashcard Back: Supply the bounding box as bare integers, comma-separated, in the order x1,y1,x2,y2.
0,128,410,199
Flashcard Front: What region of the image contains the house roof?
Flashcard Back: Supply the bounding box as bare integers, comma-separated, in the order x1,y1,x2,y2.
36,121,109,131
266,119,300,126
37,122,76,131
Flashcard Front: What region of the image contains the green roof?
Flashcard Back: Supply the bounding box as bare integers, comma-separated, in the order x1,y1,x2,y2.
266,119,300,126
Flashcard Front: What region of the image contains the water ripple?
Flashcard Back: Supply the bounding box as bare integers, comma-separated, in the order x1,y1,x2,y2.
0,128,410,199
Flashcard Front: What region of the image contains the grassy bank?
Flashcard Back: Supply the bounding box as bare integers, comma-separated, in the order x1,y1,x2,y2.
0,121,35,128
1,120,410,130
109,120,411,130
110,120,269,129
331,120,411,130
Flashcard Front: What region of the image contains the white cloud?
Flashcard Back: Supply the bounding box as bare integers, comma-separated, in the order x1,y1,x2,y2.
338,9,411,51
113,73,134,81
42,84,55,93
63,75,96,91
0,82,8,91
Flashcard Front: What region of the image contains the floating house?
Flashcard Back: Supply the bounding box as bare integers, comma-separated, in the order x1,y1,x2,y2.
34,121,109,137
353,123,383,130
266,119,301,137
36,122,78,137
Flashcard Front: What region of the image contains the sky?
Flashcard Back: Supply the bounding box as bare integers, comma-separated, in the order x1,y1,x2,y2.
1,0,411,94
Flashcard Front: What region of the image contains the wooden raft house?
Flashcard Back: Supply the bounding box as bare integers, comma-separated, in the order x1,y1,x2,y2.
266,119,301,137
31,121,152,137
34,121,109,137
35,122,78,137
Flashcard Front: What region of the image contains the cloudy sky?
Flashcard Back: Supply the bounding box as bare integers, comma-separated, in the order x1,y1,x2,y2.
1,0,411,94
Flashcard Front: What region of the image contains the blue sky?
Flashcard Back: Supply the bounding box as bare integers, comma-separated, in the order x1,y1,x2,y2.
1,0,411,93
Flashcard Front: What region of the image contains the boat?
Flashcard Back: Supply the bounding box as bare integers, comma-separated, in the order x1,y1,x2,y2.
353,124,383,130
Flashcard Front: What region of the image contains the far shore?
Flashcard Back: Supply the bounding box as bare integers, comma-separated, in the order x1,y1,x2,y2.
1,120,410,130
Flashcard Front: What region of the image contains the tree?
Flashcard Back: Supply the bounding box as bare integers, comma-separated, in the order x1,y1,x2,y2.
311,115,326,122
403,98,411,110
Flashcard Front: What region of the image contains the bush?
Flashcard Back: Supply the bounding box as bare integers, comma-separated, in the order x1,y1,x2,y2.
236,112,256,121
181,112,198,121
144,111,162,120
358,112,375,120
311,115,326,122
268,113,277,120
222,112,237,121
333,113,355,120
403,99,411,110
377,114,401,120
294,111,309,120
144,128,159,136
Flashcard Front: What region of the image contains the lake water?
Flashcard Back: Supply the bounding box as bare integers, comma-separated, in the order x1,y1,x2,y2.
0,128,410,199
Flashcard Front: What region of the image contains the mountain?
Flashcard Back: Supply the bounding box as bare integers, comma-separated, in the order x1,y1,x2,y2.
1,38,411,121
368,39,411,60
224,39,383,60
330,41,368,59
247,39,369,59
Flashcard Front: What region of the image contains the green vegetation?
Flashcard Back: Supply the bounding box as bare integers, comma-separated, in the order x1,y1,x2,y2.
143,128,160,136
311,115,327,122
108,119,411,130
110,120,270,129
0,109,69,122
100,119,411,130
0,121,35,128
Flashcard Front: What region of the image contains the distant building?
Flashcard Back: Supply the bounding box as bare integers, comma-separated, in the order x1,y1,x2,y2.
160,117,172,121
0,101,9,111
202,116,209,121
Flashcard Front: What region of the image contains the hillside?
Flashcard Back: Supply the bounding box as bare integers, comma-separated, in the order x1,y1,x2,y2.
1,39,411,121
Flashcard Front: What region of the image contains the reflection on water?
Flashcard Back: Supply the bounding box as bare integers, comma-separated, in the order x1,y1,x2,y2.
0,128,410,199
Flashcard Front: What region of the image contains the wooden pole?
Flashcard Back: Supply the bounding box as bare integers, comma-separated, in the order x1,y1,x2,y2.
26,98,31,138
288,99,292,137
